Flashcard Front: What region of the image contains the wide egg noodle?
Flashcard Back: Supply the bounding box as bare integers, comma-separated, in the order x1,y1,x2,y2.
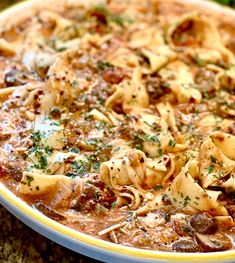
0,0,235,252
158,60,202,103
167,160,228,216
166,12,234,67
40,49,77,112
199,136,235,188
19,172,74,195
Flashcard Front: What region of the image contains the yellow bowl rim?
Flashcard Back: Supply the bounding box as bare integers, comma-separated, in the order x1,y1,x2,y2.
1,0,235,261
2,182,235,262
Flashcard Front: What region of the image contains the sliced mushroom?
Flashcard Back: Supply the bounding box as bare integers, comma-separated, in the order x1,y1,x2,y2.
33,202,65,221
172,239,199,252
172,220,194,237
196,233,232,252
189,212,218,234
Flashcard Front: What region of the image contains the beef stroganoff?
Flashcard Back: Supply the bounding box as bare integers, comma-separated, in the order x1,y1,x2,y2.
1,0,235,253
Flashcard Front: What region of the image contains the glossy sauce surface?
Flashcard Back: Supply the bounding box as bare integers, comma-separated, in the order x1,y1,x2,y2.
0,0,235,252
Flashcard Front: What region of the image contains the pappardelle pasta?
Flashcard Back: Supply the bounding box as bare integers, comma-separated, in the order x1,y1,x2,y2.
1,0,235,253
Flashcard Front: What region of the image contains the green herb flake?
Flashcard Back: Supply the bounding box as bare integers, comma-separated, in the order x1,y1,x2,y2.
37,154,48,169
111,202,117,208
86,139,98,146
109,14,132,27
210,155,217,163
72,80,78,88
26,175,34,186
70,160,89,176
92,162,100,172
95,121,106,130
163,211,171,222
93,4,109,16
207,165,214,174
69,148,80,153
162,193,169,202
93,191,100,200
183,196,191,207
30,131,42,144
155,185,163,191
168,139,176,147
144,134,160,143
44,145,52,155
97,60,113,71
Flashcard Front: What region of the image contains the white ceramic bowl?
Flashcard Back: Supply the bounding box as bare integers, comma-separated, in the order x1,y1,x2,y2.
1,1,235,262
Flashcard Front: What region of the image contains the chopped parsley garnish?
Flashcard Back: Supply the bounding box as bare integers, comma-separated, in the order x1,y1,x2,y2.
92,162,100,172
163,211,171,222
44,145,52,155
162,193,169,202
26,175,34,186
155,185,163,191
210,155,217,163
93,191,100,200
168,139,176,147
70,160,89,176
86,139,99,146
209,155,223,167
37,154,48,169
21,175,34,186
183,196,191,207
29,148,49,169
95,121,106,130
84,112,92,121
207,165,214,174
92,4,132,27
144,134,160,143
72,80,78,88
93,4,109,17
69,148,80,153
132,132,160,150
30,131,43,144
28,131,51,170
97,60,113,71
109,14,132,27
111,202,117,208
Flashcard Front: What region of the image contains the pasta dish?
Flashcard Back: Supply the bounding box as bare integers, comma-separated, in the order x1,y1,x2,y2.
1,0,235,253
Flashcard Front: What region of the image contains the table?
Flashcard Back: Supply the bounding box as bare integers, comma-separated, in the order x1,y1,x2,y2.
0,205,99,263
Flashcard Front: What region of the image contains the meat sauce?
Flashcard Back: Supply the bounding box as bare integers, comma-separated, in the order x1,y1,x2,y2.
0,0,235,253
